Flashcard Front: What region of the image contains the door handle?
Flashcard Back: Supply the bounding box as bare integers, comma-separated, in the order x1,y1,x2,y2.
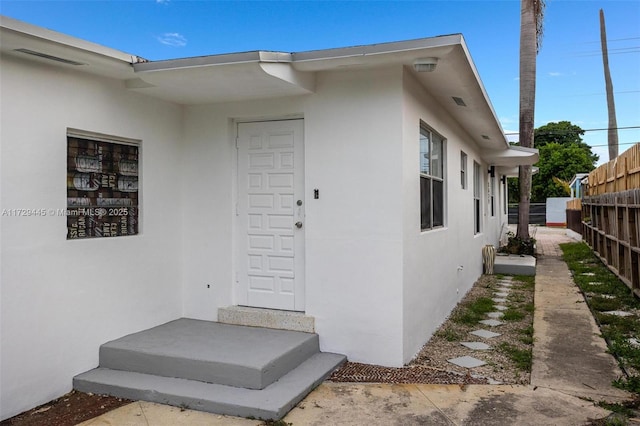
295,222,303,229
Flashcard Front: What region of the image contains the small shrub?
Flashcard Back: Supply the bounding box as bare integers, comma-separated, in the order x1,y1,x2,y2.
502,232,536,256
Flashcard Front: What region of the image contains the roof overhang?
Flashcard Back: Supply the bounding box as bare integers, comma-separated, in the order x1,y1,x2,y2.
483,145,539,167
1,15,537,166
0,15,137,80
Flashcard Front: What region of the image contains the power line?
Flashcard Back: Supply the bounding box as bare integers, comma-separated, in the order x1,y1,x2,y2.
504,125,640,135
584,141,638,148
561,90,640,98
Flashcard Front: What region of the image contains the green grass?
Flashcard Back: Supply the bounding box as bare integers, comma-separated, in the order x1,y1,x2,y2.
518,325,534,345
436,329,461,342
452,297,495,325
513,275,535,290
498,342,532,372
502,308,525,322
560,242,640,399
590,296,623,312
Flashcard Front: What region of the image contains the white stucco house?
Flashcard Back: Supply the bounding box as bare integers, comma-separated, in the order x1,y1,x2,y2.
0,15,538,420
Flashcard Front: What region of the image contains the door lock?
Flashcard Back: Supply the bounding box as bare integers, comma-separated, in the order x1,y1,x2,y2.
295,222,303,229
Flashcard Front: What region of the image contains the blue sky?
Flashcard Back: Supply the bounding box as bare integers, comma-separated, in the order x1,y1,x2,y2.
2,0,639,165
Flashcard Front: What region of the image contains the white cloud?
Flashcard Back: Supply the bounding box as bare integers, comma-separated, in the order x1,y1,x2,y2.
548,71,563,77
156,0,170,4
157,33,186,47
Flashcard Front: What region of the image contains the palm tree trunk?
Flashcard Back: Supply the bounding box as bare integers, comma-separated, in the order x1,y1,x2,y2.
600,9,618,160
517,0,538,240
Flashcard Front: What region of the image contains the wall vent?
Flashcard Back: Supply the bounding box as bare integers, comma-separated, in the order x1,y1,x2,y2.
452,96,467,107
14,48,85,66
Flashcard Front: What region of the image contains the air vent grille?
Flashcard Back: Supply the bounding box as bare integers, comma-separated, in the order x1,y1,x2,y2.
14,48,85,66
452,96,467,107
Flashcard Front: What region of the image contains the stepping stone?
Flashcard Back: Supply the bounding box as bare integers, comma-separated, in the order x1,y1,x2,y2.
487,312,504,319
598,294,615,299
603,311,633,317
447,356,486,368
470,329,501,339
494,305,508,311
589,282,603,286
492,298,507,304
495,292,509,298
479,319,504,327
498,283,513,288
582,272,596,276
629,338,640,348
460,342,491,350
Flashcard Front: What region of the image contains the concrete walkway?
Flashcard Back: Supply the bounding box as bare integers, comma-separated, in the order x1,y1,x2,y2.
79,227,629,426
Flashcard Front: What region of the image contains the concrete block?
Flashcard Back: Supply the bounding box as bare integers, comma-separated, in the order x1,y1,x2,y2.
494,254,536,276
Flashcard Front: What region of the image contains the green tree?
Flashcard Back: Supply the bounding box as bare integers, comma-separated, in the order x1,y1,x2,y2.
531,142,597,201
509,121,598,203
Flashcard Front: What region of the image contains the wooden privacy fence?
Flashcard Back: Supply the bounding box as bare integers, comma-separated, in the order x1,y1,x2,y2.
566,198,582,234
587,143,640,195
582,143,640,296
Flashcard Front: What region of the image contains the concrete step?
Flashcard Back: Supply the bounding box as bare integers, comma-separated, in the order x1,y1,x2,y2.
99,319,320,390
218,306,315,333
74,352,346,421
494,254,536,276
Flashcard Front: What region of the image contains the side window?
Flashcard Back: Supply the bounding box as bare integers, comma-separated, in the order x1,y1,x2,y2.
67,131,140,239
473,161,481,234
420,124,445,231
461,151,468,189
489,168,495,217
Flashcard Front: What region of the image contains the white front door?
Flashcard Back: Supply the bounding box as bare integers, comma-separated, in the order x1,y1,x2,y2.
236,120,305,311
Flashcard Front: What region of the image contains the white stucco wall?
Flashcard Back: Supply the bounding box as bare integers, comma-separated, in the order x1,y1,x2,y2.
180,67,405,366
0,56,184,420
546,197,572,226
1,52,512,419
304,67,404,366
400,69,503,363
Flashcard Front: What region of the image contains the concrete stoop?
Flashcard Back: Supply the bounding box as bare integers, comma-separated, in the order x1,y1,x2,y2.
494,254,536,276
73,318,346,420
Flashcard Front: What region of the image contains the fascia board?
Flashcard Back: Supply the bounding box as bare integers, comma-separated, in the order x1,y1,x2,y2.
134,51,293,73
291,34,463,63
0,15,136,64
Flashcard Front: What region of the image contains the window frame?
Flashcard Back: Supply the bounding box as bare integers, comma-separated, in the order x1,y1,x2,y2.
66,129,141,240
420,123,446,231
473,161,481,234
489,171,496,217
460,151,467,189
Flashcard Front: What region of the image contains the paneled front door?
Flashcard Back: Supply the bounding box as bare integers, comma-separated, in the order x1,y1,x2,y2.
236,120,305,311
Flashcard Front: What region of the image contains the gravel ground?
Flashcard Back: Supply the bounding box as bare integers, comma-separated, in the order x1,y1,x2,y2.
330,274,535,385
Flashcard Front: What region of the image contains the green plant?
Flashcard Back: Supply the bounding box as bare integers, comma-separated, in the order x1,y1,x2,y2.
613,376,640,394
498,343,532,371
513,275,535,289
590,296,623,312
501,231,537,255
436,329,461,342
452,297,495,325
519,326,534,344
502,308,525,322
262,421,293,426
